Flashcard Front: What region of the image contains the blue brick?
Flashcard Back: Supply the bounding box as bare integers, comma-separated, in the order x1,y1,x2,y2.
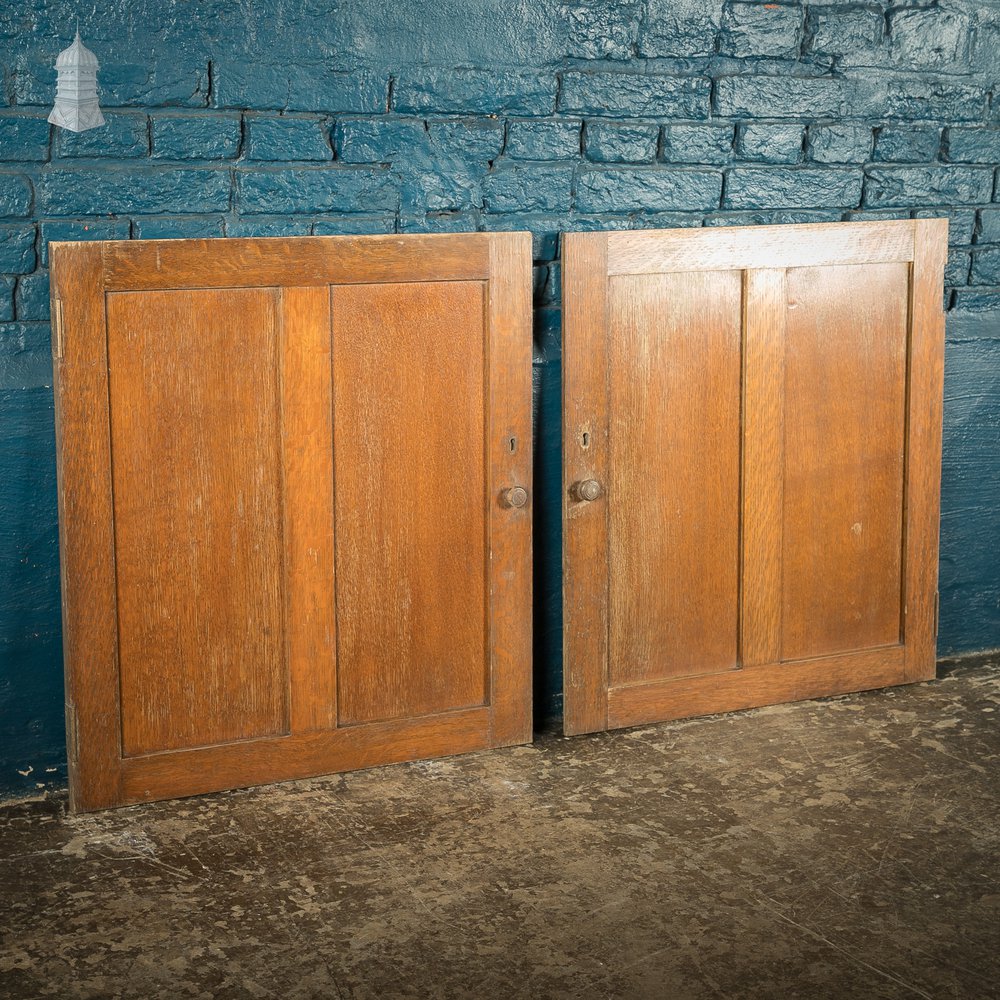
629,212,703,230
808,125,873,164
0,276,13,321
237,167,396,215
947,129,1000,165
640,0,724,57
483,163,574,212
874,78,983,123
576,167,721,213
720,3,802,59
396,168,483,214
56,113,148,159
0,225,35,272
864,167,993,208
0,116,49,161
395,69,555,115
15,271,48,321
725,167,862,210
337,119,426,162
226,217,315,238
705,209,844,227
0,173,32,216
431,120,504,161
565,0,643,60
39,220,129,265
560,72,710,119
14,57,206,108
913,209,976,246
152,116,241,160
585,122,658,163
398,213,479,234
889,6,970,72
873,126,941,164
715,75,848,119
337,118,503,165
213,62,387,113
952,288,1000,312
736,124,804,164
37,168,230,216
0,320,53,389
506,120,581,161
971,249,1000,285
313,216,397,236
978,210,1000,244
807,7,885,64
946,249,971,286
245,117,331,161
661,125,733,165
132,217,225,240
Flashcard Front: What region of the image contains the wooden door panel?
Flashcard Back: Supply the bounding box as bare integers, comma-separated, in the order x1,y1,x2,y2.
607,271,741,684
781,263,909,661
106,288,287,756
563,220,947,736
51,232,533,810
332,281,488,725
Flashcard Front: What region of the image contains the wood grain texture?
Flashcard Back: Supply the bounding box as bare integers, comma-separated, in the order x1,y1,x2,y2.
102,234,490,290
608,646,906,729
563,220,946,737
50,243,122,812
607,221,915,276
120,708,491,807
781,263,909,661
607,271,742,684
54,232,534,810
903,218,948,682
561,233,611,736
106,289,287,756
281,287,338,731
487,233,534,747
332,280,489,726
741,269,786,667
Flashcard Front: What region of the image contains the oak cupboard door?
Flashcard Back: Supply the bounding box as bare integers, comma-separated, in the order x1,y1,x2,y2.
51,233,533,811
562,220,946,736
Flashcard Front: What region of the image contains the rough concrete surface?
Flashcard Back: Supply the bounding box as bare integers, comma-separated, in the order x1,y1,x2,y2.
1,654,999,1000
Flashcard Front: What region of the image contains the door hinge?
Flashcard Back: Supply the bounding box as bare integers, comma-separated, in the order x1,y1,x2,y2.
66,702,79,765
52,299,65,360
934,591,940,637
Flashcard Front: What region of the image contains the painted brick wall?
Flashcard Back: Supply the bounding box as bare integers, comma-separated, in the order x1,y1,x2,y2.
1,1,999,796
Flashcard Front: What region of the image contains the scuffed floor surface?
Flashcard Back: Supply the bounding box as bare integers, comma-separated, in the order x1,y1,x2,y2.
2,656,1000,1000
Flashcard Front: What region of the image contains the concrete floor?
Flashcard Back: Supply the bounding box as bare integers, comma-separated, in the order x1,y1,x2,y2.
2,654,999,1000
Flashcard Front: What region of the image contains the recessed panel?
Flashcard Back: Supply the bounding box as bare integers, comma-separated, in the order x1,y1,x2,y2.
607,270,742,684
782,263,909,661
107,288,287,756
332,281,488,725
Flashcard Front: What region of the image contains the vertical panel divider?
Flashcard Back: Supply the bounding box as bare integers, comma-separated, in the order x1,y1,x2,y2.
282,286,338,732
740,268,787,668
562,233,611,735
51,242,123,811
487,233,534,747
903,219,947,682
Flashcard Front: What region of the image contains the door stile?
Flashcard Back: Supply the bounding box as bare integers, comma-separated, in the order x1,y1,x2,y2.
50,243,123,812
487,233,534,747
740,268,787,669
562,233,611,736
903,219,947,682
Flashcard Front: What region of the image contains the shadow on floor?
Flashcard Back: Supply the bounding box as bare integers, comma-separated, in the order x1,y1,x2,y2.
2,652,999,999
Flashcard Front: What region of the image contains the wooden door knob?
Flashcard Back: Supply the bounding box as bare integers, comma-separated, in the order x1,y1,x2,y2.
574,479,602,502
501,486,529,509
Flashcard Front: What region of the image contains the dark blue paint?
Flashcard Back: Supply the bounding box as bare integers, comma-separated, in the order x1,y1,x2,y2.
1,0,999,797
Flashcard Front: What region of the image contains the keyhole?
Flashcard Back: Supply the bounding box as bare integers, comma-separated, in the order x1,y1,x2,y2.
508,436,517,453
581,432,590,448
